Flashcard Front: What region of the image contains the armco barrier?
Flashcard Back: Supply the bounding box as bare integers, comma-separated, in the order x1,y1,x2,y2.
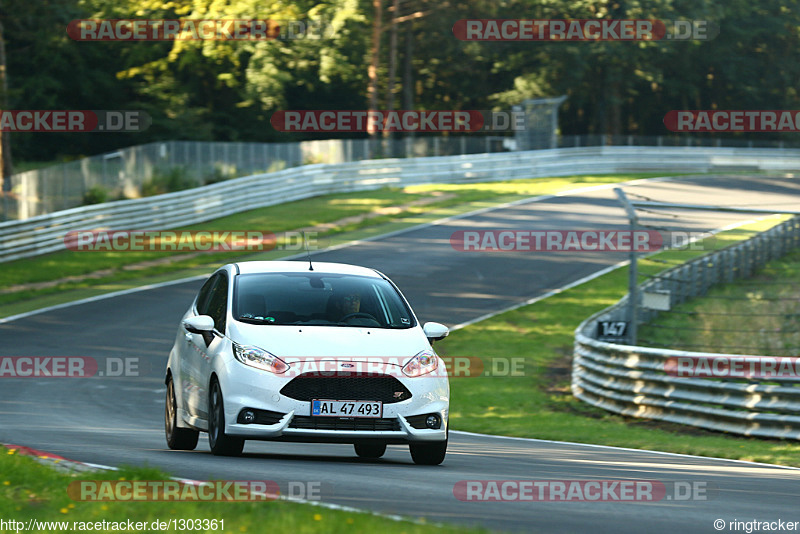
572,217,800,439
3,145,800,263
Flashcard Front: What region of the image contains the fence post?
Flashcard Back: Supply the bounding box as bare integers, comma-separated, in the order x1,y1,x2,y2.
62,165,68,210
615,187,639,345
250,143,255,174
724,249,734,283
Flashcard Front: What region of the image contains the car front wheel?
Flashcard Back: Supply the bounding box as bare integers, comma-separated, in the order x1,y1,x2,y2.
208,379,244,456
409,439,447,465
165,376,199,450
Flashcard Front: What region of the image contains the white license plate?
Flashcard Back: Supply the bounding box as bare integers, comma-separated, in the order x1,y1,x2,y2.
311,400,383,418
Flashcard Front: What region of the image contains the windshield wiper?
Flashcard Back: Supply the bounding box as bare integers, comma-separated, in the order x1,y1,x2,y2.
237,317,276,325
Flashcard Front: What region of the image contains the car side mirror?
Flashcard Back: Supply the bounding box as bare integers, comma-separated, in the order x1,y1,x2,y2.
423,322,449,344
184,315,215,334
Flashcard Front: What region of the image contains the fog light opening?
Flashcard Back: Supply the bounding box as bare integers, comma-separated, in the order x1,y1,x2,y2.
243,410,256,424
425,414,441,429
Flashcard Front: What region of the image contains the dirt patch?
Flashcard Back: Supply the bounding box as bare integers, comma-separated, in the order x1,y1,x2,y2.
542,346,573,395
295,191,455,233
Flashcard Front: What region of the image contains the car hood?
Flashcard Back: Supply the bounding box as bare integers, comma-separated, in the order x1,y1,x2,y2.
227,323,432,361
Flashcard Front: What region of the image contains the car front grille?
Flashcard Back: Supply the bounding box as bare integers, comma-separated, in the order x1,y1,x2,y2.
280,372,412,404
289,416,400,431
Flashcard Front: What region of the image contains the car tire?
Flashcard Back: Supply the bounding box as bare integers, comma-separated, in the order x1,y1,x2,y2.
208,379,244,457
409,420,448,465
354,441,387,459
165,376,199,450
409,439,447,465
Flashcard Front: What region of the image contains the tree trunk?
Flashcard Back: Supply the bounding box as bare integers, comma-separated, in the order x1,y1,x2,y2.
367,0,383,143
0,21,13,221
384,0,400,144
402,23,414,143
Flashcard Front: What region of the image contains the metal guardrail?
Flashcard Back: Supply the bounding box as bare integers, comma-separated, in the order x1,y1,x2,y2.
1,137,513,221
3,145,800,264
9,134,800,221
572,217,800,439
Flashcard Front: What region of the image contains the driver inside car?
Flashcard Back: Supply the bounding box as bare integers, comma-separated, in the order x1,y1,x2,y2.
326,291,381,326
336,292,361,319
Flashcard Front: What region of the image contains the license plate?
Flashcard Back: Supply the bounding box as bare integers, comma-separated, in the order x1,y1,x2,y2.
311,400,383,418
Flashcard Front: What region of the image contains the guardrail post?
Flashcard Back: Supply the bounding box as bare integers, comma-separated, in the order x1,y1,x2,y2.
615,187,639,345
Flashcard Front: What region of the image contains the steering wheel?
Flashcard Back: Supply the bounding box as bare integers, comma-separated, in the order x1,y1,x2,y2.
339,312,379,323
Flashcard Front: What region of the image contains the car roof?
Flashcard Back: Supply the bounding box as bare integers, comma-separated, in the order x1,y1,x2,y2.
232,260,383,278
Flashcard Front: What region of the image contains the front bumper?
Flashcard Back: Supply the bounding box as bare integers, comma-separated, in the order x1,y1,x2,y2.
225,408,448,444
217,360,449,444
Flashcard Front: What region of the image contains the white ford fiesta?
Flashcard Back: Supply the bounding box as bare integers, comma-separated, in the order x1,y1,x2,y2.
164,260,450,465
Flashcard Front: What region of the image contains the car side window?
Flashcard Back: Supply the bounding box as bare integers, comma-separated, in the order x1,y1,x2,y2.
195,274,218,315
204,273,229,333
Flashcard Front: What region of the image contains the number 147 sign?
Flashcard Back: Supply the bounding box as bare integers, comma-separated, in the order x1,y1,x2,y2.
596,321,629,341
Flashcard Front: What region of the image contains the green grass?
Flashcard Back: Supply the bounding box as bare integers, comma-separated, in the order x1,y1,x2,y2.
437,216,800,467
0,447,488,533
639,249,800,355
0,173,670,316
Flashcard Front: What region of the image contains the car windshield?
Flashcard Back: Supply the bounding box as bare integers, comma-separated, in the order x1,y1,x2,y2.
233,272,415,329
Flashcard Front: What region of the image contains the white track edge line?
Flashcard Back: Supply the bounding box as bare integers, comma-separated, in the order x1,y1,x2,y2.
0,275,209,325
449,430,800,471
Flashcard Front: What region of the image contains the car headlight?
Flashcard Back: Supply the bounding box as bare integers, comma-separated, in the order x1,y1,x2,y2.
233,343,289,374
402,350,438,377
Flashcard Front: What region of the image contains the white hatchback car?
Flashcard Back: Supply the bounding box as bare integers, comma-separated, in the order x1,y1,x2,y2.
165,261,450,465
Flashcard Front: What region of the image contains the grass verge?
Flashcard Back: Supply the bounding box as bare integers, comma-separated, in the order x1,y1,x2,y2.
0,173,671,318
0,447,487,533
638,249,800,355
437,216,800,467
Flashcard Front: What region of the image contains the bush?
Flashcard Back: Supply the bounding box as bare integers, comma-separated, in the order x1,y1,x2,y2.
82,186,108,205
203,163,237,185
141,167,195,197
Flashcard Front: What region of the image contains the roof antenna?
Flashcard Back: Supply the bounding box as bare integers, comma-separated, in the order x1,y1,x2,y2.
304,231,313,271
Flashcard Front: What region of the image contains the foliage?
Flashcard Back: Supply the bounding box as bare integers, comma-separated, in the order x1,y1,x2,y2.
140,166,195,196
81,185,108,205
203,162,237,184
2,0,799,161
